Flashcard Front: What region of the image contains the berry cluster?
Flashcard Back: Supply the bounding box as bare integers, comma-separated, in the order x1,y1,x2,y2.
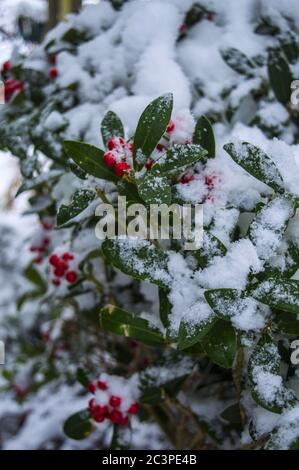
30,219,53,264
103,136,133,177
49,252,78,286
88,377,139,426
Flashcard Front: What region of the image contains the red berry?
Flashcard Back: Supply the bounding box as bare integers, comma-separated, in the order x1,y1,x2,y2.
109,395,122,408
33,256,43,264
107,138,116,150
49,55,56,66
109,409,123,425
94,414,105,423
205,175,217,189
121,415,129,426
128,402,139,415
114,162,130,177
97,380,108,391
43,237,50,246
103,151,116,167
166,120,175,133
145,159,154,170
118,137,126,147
207,13,214,21
88,398,95,410
94,404,108,416
49,67,58,79
42,222,52,230
128,142,134,153
54,262,67,278
88,383,96,394
49,254,59,266
52,279,61,287
179,24,186,33
62,252,74,261
180,174,194,184
5,79,24,101
156,143,164,151
66,271,77,284
2,60,11,73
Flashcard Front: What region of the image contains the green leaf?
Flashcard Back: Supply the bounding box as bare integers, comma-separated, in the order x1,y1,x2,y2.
202,320,237,369
117,179,143,204
56,189,96,227
23,264,47,292
193,232,226,269
178,316,216,350
159,288,172,328
76,368,90,388
252,277,299,314
220,47,255,76
279,32,299,64
68,159,87,180
101,111,124,147
61,28,87,45
220,403,242,424
275,311,299,335
63,410,92,440
268,47,293,104
204,289,240,320
223,141,283,191
133,94,173,170
154,144,207,173
137,169,171,205
63,141,119,183
102,238,170,289
193,116,216,158
100,304,165,346
248,337,297,413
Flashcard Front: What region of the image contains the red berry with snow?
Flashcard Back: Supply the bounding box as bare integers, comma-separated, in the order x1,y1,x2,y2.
66,271,77,284
109,395,122,408
128,402,139,415
103,151,116,167
166,120,175,133
180,174,194,184
2,60,11,73
109,409,123,425
94,414,106,423
49,254,59,266
97,380,108,391
114,162,130,177
49,67,58,79
88,383,96,394
62,252,74,261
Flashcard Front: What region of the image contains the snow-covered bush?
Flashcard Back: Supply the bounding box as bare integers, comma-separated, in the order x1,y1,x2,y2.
0,0,299,450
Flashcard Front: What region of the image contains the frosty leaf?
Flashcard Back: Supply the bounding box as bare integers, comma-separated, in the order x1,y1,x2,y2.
252,277,299,314
101,110,124,147
100,304,165,346
133,94,173,170
276,311,299,335
193,232,227,269
205,289,240,320
63,140,119,183
279,32,299,64
101,238,170,288
248,337,297,413
193,115,216,158
154,144,207,173
56,189,96,227
178,316,217,350
224,141,284,191
68,159,87,180
137,169,171,205
202,320,237,369
63,410,92,440
61,28,87,45
268,47,293,104
249,196,295,260
220,47,255,76
16,170,63,196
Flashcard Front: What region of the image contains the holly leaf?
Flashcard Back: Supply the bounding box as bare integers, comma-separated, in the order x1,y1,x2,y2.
63,410,92,440
101,238,170,289
133,94,173,170
223,141,283,191
252,277,299,314
220,47,255,76
154,144,207,173
268,47,293,104
178,316,216,350
137,169,171,205
100,304,165,346
202,320,237,369
101,111,124,147
193,116,215,158
63,141,118,183
56,189,96,227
